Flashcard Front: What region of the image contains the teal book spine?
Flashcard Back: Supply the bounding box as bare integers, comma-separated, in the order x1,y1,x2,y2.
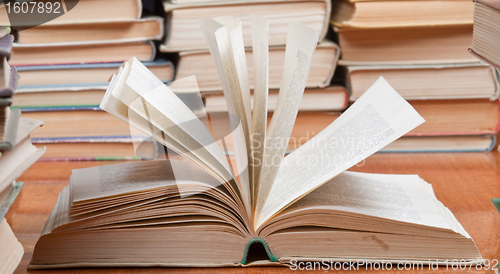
0,181,23,220
241,238,278,264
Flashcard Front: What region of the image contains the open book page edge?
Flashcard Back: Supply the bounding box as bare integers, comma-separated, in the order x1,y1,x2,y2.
274,171,455,230
200,18,252,216
420,178,472,238
70,160,224,204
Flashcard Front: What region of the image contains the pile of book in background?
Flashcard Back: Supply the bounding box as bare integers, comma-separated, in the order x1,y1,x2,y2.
331,0,500,152
9,0,500,159
162,0,500,153
0,31,45,273
9,0,173,160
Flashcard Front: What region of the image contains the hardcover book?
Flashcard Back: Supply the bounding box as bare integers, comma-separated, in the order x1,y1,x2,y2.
331,0,473,28
17,107,159,161
10,41,156,66
345,62,500,100
30,17,482,268
336,25,476,65
160,0,331,52
15,17,164,46
15,59,174,93
174,41,339,92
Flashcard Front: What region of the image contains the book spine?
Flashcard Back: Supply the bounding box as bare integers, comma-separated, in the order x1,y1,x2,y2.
405,130,498,137
15,59,171,71
0,182,22,220
37,156,143,161
241,238,278,264
12,105,100,110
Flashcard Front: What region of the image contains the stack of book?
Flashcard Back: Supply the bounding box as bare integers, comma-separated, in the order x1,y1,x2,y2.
0,32,45,273
8,0,174,160
161,0,347,150
330,0,500,152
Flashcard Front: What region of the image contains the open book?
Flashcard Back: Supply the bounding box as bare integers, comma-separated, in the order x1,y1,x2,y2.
30,17,482,268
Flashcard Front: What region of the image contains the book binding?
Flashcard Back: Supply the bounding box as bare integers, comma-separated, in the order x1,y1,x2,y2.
241,238,278,264
0,108,21,151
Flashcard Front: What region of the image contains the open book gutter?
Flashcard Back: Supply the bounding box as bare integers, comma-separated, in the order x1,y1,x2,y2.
29,16,484,268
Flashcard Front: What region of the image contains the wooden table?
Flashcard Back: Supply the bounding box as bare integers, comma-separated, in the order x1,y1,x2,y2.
8,152,500,273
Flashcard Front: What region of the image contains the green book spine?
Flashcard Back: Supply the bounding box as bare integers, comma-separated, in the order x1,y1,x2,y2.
0,181,23,220
241,238,278,264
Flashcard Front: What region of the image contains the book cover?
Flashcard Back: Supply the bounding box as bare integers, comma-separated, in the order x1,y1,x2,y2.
0,181,22,220
0,34,13,60
15,59,174,93
0,108,20,151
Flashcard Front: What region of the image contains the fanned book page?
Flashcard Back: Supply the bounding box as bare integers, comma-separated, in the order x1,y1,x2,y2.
200,17,253,214
255,21,319,217
100,57,248,214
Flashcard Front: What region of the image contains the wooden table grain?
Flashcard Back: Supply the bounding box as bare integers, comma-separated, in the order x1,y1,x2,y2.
7,152,500,273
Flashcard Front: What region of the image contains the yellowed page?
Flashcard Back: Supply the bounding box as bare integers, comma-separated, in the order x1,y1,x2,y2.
100,59,245,207
200,18,252,215
250,15,269,208
71,160,223,203
283,171,455,231
222,17,252,133
101,74,221,183
222,16,254,207
255,22,319,218
105,58,234,183
256,77,425,228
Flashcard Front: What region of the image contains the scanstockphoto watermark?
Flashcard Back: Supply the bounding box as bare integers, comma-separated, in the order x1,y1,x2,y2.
289,259,499,271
